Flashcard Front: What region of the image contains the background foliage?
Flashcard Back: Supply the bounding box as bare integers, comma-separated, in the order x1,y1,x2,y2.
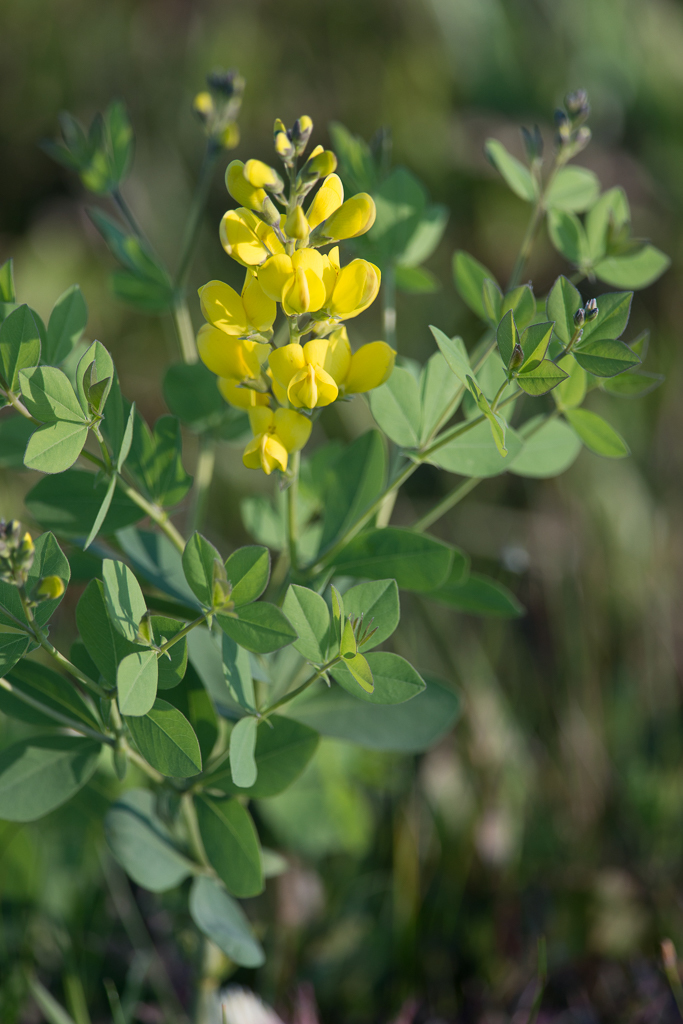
1,0,682,1021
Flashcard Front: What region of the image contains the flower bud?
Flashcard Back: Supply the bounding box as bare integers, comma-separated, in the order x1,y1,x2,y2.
573,126,591,153
35,575,65,601
193,91,215,123
317,193,376,242
284,206,309,240
136,611,153,645
299,148,337,184
521,124,543,162
207,69,245,99
584,298,598,322
565,89,590,120
244,159,284,193
275,131,295,163
573,307,585,328
291,115,314,155
226,160,268,213
509,342,525,371
218,122,240,150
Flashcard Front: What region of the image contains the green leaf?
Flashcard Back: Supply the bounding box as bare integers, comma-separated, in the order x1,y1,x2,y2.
45,285,88,365
367,167,427,260
0,633,30,675
419,351,463,443
1,658,100,729
229,715,258,788
25,470,142,537
105,788,192,892
496,309,518,367
182,532,223,609
102,558,147,642
0,415,34,468
189,876,265,968
319,430,386,550
0,735,101,822
394,265,439,293
105,100,134,182
76,579,136,687
127,413,192,507
332,651,425,705
0,259,15,303
283,585,330,663
502,284,535,330
163,662,218,763
369,367,421,448
452,251,497,320
0,530,70,631
342,579,399,650
343,652,374,693
602,370,664,398
545,166,600,212
76,340,114,414
117,650,158,717
218,603,297,654
0,305,41,392
118,527,199,608
464,376,507,456
485,139,538,202
126,698,202,777
28,977,78,1024
425,418,525,477
163,361,225,432
552,355,587,410
289,676,460,752
19,366,86,423
329,527,453,591
83,475,117,551
110,270,175,313
594,246,670,290
224,545,270,607
482,278,503,327
152,617,188,691
428,571,524,617
430,326,471,387
546,275,582,346
87,207,170,286
398,203,449,267
510,417,582,478
195,795,263,898
331,585,344,649
566,408,630,458
205,715,319,799
518,321,554,368
573,339,640,377
580,291,632,343
547,209,589,266
586,187,630,262
221,634,256,711
23,420,88,474
516,359,568,396
340,618,357,659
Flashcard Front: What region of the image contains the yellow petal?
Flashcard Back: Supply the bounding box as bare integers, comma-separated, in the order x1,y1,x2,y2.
199,325,251,377
219,209,271,266
248,406,274,435
226,160,268,212
327,260,381,319
243,159,282,190
321,327,352,384
199,280,249,335
322,193,376,240
328,246,341,270
284,206,309,240
267,367,289,406
288,364,338,409
255,219,285,256
282,267,311,314
242,432,288,474
274,408,313,452
242,434,266,470
302,336,329,369
307,173,344,229
259,254,294,302
320,253,339,304
291,247,324,277
269,344,306,390
218,376,271,409
242,270,276,332
343,341,396,394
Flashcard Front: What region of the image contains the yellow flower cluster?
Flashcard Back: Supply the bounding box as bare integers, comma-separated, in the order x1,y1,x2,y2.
196,115,395,474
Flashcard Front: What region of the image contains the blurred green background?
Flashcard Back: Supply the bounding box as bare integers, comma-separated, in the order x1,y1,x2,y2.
2,0,683,1020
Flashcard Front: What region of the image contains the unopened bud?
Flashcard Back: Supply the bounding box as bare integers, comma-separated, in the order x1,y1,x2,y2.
244,159,284,193
509,343,525,371
207,70,245,99
584,298,598,321
193,91,215,123
273,118,287,138
573,307,585,328
136,612,153,645
573,126,591,153
284,205,309,240
299,149,338,184
35,575,65,601
565,89,590,119
218,122,240,150
291,115,313,155
274,131,295,163
521,124,543,162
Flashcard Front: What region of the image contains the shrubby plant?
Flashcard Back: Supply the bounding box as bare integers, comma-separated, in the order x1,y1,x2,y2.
0,77,669,1019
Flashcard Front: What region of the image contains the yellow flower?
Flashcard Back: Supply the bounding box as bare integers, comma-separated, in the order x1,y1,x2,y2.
217,376,270,410
243,159,283,192
259,248,337,315
341,338,396,393
198,274,276,337
327,259,381,319
219,208,284,266
307,174,344,229
318,193,376,241
226,160,269,212
243,407,312,474
198,326,269,380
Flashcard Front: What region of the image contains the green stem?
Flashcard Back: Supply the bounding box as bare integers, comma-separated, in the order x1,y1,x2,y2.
190,435,216,533
173,297,198,364
412,476,483,533
112,187,146,242
0,677,113,744
2,388,40,424
115,477,186,554
287,450,300,571
121,739,164,783
491,379,509,412
175,142,221,290
263,657,340,719
507,159,562,290
382,265,396,351
182,792,210,867
157,614,206,655
420,412,486,460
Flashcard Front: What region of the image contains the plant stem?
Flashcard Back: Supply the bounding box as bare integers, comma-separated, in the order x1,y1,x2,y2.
157,614,206,655
412,476,483,533
111,187,146,242
175,141,221,290
507,158,562,290
173,296,198,364
115,477,186,553
121,739,164,784
2,389,40,423
0,677,113,744
287,450,300,571
383,264,396,351
190,435,216,533
263,657,340,718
